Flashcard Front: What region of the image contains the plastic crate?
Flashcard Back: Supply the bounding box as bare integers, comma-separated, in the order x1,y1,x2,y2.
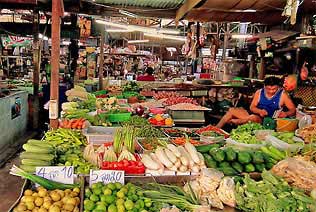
169,110,205,120
108,112,132,122
83,126,118,145
191,90,208,96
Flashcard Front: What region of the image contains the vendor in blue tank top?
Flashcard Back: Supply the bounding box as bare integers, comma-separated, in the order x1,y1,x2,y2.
217,76,296,128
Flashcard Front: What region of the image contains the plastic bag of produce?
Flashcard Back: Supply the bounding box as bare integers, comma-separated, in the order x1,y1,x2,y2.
264,135,304,151
225,138,265,150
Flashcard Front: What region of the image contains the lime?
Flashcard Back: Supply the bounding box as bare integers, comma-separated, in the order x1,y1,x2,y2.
95,182,104,188
120,187,128,194
131,194,138,201
91,183,99,190
85,188,92,198
103,188,112,196
115,182,123,189
136,200,144,209
140,210,148,212
124,200,134,210
104,195,116,204
95,202,107,211
84,199,96,211
117,205,125,212
100,195,108,204
93,188,102,195
116,198,125,206
108,204,118,212
107,183,116,190
136,191,143,197
116,191,125,199
90,194,99,202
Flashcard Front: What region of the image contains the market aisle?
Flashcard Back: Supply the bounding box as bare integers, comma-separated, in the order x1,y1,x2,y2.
0,155,23,212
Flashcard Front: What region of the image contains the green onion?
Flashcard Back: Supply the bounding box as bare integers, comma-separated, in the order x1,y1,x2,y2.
10,165,79,190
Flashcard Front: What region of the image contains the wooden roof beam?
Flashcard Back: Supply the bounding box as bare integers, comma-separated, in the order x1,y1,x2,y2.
175,0,204,23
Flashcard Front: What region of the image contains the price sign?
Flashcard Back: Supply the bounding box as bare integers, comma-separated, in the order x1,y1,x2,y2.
36,166,74,184
89,170,124,186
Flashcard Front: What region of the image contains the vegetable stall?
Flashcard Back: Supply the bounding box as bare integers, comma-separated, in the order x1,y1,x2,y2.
9,84,316,212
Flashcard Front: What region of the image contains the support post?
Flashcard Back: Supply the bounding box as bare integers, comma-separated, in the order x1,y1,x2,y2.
32,9,40,130
222,23,230,60
50,0,63,129
259,57,265,80
99,29,105,90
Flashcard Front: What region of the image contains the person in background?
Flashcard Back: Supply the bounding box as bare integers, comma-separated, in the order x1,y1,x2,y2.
216,76,296,128
136,67,155,81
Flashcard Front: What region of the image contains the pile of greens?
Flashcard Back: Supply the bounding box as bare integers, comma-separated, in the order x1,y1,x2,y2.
125,116,150,127
136,126,166,138
235,170,315,212
231,123,264,144
123,81,140,92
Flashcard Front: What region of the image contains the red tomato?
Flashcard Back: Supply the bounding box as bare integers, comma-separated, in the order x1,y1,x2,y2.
156,120,165,126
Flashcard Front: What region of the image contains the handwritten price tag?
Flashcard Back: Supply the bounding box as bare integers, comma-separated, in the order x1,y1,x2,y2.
36,166,74,184
89,170,124,186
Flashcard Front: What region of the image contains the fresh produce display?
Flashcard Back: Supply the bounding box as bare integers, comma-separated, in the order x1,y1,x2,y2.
235,170,315,212
163,97,197,106
113,126,138,154
272,132,296,144
84,182,156,212
20,139,56,173
184,168,235,209
196,125,230,138
12,185,80,212
77,94,97,111
138,138,169,151
65,85,89,101
96,97,120,112
148,114,174,126
271,156,316,191
44,128,87,152
171,137,200,146
297,123,316,143
153,91,182,100
230,123,264,144
164,128,199,138
260,145,287,162
142,142,206,174
62,108,94,123
102,159,146,174
199,144,281,175
58,147,97,174
137,183,205,211
167,103,209,111
125,115,150,127
136,125,166,138
123,81,140,92
59,118,87,129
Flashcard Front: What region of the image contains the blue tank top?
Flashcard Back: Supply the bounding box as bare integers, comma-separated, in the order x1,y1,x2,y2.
257,88,283,117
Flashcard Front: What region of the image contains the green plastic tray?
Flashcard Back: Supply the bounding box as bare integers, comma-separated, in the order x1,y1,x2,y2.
108,112,132,122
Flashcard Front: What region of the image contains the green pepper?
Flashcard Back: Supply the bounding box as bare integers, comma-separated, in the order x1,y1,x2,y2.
265,162,275,170
244,164,256,173
225,147,237,161
210,148,226,162
232,162,243,173
219,162,231,169
237,152,252,164
255,163,265,172
219,167,238,176
203,154,218,168
252,151,265,164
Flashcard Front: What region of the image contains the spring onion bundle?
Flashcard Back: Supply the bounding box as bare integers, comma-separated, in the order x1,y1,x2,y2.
10,165,79,190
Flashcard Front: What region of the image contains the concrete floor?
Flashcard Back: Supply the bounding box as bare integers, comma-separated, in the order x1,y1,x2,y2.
0,154,24,212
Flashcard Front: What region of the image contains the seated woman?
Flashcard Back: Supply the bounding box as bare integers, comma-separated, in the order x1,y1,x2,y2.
136,67,155,81
216,76,296,128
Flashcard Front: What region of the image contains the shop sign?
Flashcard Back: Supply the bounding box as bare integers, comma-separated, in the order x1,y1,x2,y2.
89,170,124,186
78,16,91,38
11,96,21,119
36,166,74,184
1,35,32,48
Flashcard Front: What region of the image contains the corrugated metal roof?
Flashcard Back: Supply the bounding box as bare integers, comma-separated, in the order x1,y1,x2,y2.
95,0,184,9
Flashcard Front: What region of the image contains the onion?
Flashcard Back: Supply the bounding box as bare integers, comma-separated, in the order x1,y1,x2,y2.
135,106,145,116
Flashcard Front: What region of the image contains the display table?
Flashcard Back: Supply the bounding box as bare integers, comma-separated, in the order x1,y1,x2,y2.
0,91,28,151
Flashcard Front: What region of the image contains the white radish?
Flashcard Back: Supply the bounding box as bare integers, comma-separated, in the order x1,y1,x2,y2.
141,154,160,170
197,152,205,165
150,153,164,170
164,148,177,164
156,147,173,168
179,146,195,167
179,165,188,172
177,146,189,166
169,165,178,171
174,159,181,168
166,144,181,157
191,165,200,173
184,142,200,164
